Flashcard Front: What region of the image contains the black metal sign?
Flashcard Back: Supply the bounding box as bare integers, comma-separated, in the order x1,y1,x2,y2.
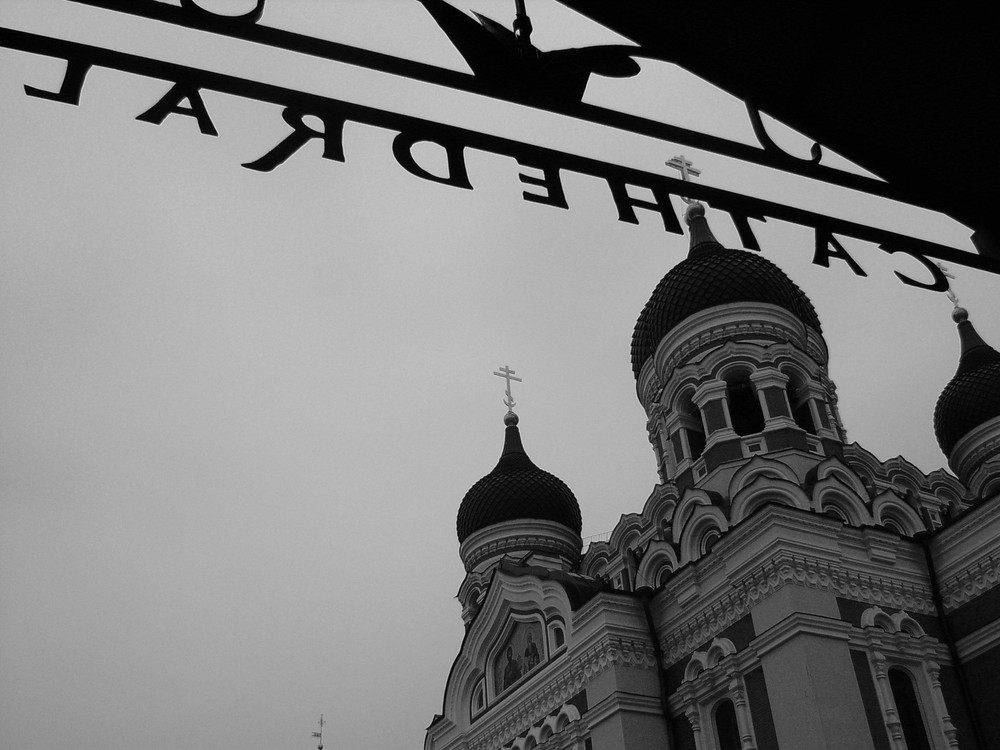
3,0,997,289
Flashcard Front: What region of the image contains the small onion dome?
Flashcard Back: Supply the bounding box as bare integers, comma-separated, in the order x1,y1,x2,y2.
631,203,822,379
456,413,582,543
933,308,1000,456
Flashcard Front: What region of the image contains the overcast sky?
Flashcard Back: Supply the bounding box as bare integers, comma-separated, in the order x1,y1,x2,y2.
2,2,997,750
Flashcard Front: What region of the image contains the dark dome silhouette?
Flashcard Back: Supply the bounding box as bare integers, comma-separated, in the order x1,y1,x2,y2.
457,415,582,543
631,207,821,378
934,310,1000,456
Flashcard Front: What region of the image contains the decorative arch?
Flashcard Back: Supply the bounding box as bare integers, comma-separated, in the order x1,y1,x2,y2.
811,476,872,526
676,505,729,564
609,514,647,556
636,540,679,589
579,544,612,578
884,457,928,491
729,476,810,524
683,637,738,682
673,488,717,539
641,485,678,532
861,605,897,633
728,454,799,496
872,490,925,536
814,456,870,499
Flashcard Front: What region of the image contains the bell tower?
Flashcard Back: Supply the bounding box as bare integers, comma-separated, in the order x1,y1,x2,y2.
632,202,844,495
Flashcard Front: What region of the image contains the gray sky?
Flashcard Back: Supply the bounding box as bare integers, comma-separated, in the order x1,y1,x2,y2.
1,2,997,750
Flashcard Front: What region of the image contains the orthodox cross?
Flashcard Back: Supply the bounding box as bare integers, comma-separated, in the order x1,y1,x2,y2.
494,365,522,414
311,714,324,750
665,155,701,204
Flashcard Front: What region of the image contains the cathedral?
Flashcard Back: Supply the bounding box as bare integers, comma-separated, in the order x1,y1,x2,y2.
423,203,1000,750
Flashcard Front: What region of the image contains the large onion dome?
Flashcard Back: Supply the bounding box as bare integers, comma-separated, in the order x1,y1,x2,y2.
631,204,821,378
457,413,582,544
933,308,1000,457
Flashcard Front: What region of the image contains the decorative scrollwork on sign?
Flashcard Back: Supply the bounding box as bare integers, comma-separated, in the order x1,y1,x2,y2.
747,100,823,164
179,0,265,28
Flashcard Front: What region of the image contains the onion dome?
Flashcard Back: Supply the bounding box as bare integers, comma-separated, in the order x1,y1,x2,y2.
631,203,822,378
933,308,1000,456
457,413,582,543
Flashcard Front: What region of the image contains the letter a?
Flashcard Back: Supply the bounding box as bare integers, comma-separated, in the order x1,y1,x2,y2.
813,228,867,276
136,83,219,136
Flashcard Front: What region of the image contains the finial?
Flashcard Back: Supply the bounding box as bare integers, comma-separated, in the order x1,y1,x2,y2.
683,201,721,255
684,201,706,224
494,365,522,418
665,154,702,205
935,261,962,309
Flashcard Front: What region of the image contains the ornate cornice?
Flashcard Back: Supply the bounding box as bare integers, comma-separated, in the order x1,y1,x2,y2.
659,548,935,666
461,520,582,572
465,635,656,750
938,548,1000,612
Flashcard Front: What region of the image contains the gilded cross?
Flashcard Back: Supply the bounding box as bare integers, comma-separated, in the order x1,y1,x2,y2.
493,365,522,413
666,155,701,204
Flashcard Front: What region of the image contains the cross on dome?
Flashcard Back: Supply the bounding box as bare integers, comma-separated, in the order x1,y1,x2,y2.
665,154,702,204
494,365,522,416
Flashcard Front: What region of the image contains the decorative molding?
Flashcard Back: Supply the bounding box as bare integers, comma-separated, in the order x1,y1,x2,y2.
938,548,1000,612
660,548,934,665
495,703,586,750
949,417,1000,482
465,635,657,750
461,520,582,572
955,616,1000,662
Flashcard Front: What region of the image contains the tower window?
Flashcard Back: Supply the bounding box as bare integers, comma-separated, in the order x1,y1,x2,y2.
677,391,706,460
725,373,764,436
785,374,817,434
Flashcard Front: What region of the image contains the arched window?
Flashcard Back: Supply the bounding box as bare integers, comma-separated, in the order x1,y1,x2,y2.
888,668,932,750
700,528,721,555
784,371,817,434
882,517,906,535
656,565,673,588
471,680,486,718
714,699,741,750
822,504,848,522
725,371,764,436
677,391,706,460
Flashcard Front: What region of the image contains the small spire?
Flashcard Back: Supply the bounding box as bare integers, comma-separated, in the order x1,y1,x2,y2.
937,264,1000,375
684,201,723,255
665,155,721,255
953,310,1000,376
311,715,324,750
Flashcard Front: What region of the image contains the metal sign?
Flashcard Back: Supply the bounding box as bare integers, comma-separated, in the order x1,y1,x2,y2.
3,0,997,289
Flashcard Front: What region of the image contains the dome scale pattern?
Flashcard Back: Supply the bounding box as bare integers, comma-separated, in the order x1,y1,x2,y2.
631,247,822,378
457,422,582,543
